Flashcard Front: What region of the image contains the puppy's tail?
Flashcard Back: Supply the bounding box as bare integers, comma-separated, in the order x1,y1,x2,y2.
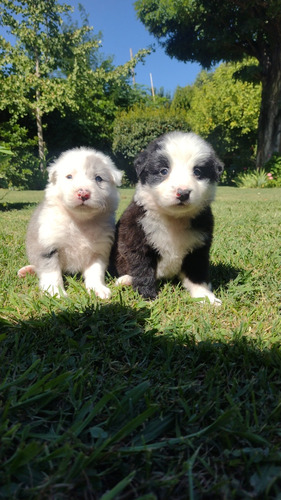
18,265,36,278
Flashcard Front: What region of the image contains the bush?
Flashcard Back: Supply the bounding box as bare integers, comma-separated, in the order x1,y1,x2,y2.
112,104,190,183
184,61,261,183
0,122,46,189
263,153,281,187
234,153,281,188
234,169,270,188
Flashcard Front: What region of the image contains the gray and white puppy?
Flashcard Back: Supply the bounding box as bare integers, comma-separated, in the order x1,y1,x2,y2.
18,147,122,298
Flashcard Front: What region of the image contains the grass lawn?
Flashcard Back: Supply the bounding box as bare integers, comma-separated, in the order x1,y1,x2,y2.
0,187,281,499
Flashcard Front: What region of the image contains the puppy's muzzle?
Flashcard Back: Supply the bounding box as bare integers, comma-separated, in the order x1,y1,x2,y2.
176,188,192,202
77,189,91,202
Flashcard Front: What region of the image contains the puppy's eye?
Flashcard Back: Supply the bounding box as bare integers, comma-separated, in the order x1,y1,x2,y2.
66,174,73,179
160,168,169,176
95,175,103,183
193,167,202,178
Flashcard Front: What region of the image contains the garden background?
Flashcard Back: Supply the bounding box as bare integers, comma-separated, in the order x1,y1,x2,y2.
1,1,281,498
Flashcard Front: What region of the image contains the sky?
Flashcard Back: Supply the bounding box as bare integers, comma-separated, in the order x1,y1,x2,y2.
0,0,202,96
68,0,202,96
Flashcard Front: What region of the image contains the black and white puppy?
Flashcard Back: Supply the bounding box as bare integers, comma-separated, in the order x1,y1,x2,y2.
110,131,224,303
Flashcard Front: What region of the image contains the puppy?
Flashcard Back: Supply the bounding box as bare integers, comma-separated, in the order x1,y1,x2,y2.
110,131,223,304
18,147,122,298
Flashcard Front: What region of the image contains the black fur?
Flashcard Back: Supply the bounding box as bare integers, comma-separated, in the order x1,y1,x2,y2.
110,202,159,298
41,249,58,259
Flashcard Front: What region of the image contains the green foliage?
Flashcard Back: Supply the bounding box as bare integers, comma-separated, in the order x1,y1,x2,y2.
0,121,45,189
183,61,261,181
0,1,150,187
0,145,13,159
171,84,194,111
234,169,269,188
0,0,83,119
234,153,281,188
0,143,13,188
135,0,281,68
112,103,190,182
1,187,281,498
0,0,103,178
135,0,281,166
263,153,281,187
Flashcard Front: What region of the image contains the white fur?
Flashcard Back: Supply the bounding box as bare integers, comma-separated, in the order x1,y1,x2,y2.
134,132,217,218
180,276,221,305
20,147,122,298
115,274,133,286
138,208,207,279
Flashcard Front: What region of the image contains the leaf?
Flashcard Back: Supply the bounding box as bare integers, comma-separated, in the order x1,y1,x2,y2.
250,465,281,495
3,442,43,473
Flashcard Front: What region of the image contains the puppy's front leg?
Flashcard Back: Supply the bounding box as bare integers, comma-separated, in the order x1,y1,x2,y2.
181,276,221,305
133,267,158,299
181,246,221,305
84,257,111,299
37,249,66,296
128,243,158,299
39,271,66,297
116,269,157,299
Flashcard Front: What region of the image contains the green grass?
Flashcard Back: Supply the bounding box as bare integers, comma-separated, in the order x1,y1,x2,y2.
0,187,281,499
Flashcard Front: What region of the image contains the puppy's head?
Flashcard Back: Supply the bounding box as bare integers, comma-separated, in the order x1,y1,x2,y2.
134,132,223,217
46,148,122,218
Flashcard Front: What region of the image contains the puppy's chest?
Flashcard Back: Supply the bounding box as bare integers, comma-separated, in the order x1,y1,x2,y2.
140,213,206,278
59,223,99,260
39,212,112,271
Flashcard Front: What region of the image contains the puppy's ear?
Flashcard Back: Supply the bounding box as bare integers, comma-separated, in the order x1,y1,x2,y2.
134,150,148,182
110,165,123,186
47,164,57,185
215,158,224,178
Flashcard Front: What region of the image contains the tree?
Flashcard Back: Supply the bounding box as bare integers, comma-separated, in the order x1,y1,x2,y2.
172,84,194,112
0,0,98,171
0,0,149,180
182,61,261,181
135,0,281,167
43,72,150,159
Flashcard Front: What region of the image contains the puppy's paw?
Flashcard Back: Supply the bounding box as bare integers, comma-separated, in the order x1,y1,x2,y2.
135,283,158,300
192,289,221,306
39,273,66,297
87,283,112,299
18,265,36,278
182,277,221,306
212,296,222,306
43,285,67,297
200,292,222,306
115,274,133,286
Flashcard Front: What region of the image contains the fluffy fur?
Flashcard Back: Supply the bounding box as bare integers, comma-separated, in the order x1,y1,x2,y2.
110,131,223,303
18,147,122,298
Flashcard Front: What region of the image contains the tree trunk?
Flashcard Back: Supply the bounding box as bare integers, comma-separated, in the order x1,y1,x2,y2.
35,52,45,172
256,50,281,168
35,97,45,172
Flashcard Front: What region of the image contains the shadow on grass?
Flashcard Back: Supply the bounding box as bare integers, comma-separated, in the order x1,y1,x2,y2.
211,261,240,289
156,262,240,295
1,299,281,499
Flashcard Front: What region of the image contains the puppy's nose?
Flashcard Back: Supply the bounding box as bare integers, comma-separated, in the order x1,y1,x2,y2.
77,189,90,201
176,188,191,202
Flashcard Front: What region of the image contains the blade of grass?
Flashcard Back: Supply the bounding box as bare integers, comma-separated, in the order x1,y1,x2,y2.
99,471,135,500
